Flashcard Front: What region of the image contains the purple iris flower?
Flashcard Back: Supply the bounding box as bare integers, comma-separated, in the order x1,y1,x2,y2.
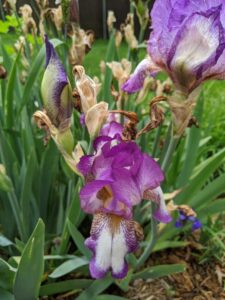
175,210,202,231
122,0,225,96
77,121,171,279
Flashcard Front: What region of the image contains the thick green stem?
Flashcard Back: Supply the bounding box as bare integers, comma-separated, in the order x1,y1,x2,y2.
161,137,179,172
136,202,158,269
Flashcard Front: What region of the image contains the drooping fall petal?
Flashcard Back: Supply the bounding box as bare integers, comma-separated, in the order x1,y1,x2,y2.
85,213,143,279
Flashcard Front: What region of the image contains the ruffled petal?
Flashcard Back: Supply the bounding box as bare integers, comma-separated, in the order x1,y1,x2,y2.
122,57,161,93
41,36,72,127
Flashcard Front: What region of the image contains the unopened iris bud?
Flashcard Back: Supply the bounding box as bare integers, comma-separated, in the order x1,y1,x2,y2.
41,36,73,128
37,36,74,154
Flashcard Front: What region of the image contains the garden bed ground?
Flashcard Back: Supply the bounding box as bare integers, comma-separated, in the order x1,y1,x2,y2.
44,242,225,300
122,247,225,300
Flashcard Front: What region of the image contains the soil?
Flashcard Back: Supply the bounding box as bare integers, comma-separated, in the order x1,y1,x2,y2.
122,245,225,300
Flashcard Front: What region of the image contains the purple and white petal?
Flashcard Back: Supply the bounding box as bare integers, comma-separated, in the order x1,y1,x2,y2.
86,213,143,279
100,121,124,138
122,57,161,93
85,213,111,279
145,187,172,224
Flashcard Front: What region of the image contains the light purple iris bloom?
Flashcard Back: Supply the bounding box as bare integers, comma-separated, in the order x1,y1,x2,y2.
77,121,171,279
41,36,72,127
122,0,225,95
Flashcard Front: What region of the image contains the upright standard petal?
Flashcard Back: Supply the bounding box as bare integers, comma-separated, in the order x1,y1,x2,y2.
41,36,72,127
85,213,143,279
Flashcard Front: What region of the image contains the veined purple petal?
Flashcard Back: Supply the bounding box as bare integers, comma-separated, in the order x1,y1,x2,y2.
41,36,72,127
85,213,143,279
122,57,161,94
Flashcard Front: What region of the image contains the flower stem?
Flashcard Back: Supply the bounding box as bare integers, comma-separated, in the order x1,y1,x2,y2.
161,136,179,172
136,202,158,269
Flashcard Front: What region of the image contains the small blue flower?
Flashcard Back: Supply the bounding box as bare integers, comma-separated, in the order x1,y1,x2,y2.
175,209,202,231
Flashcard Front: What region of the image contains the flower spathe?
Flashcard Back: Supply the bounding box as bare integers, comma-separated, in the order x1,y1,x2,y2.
77,121,172,279
41,35,73,128
122,0,225,96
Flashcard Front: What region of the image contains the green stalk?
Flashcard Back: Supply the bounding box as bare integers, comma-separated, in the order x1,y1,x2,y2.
136,202,158,269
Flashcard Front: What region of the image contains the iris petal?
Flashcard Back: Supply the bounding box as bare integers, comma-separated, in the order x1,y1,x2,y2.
122,57,161,93
85,213,143,279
